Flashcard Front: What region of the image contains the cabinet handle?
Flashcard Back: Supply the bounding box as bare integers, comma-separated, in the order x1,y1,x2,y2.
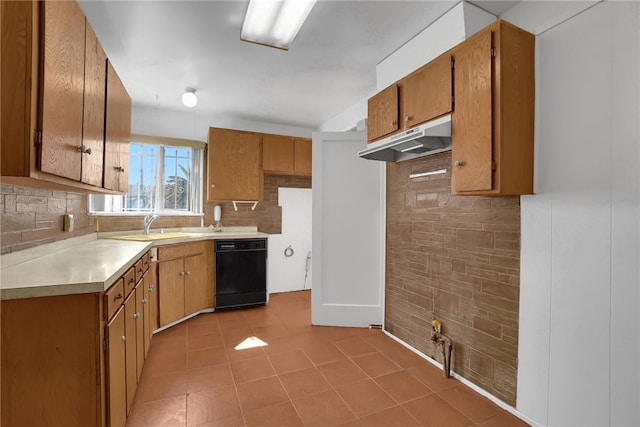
134,313,140,319
185,271,191,275
148,286,154,292
404,115,412,122
138,268,143,275
114,166,125,173
129,277,135,285
141,298,147,304
454,160,464,167
144,261,149,268
390,120,397,126
77,145,92,155
211,184,216,189
121,336,126,342
113,293,123,301
179,271,185,276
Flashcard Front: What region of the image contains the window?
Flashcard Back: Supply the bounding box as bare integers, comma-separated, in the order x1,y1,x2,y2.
89,141,204,215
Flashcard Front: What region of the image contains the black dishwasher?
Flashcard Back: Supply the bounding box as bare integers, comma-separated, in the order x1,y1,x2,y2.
214,238,267,309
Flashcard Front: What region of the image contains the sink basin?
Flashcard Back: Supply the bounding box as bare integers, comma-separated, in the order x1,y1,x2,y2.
105,232,194,241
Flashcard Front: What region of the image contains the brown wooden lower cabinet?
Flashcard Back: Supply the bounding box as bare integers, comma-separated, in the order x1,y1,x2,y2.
105,306,127,427
158,242,214,327
0,250,157,427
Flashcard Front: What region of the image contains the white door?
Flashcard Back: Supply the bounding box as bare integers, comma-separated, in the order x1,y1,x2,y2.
311,131,385,327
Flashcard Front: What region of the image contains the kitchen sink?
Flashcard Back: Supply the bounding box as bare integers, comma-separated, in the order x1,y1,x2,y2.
104,232,194,241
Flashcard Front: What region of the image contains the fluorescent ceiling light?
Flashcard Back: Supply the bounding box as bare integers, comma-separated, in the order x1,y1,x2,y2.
182,88,197,108
241,0,317,50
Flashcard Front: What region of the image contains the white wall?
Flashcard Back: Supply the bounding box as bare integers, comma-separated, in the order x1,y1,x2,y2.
267,188,312,294
517,2,640,426
132,105,312,142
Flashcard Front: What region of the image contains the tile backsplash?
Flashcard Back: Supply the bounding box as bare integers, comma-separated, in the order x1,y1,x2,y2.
385,151,520,405
0,174,311,254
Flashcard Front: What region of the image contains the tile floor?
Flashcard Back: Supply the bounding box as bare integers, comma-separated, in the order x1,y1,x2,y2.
126,290,529,427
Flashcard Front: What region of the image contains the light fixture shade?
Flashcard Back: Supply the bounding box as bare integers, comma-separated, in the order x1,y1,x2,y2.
241,0,316,50
182,89,197,107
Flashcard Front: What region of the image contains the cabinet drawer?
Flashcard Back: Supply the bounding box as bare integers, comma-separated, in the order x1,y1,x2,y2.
104,277,125,320
158,241,207,261
134,259,144,284
142,252,150,273
123,266,136,297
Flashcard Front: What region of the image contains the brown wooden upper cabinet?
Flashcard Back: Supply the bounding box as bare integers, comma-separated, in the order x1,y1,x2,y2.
367,53,453,142
262,134,312,176
0,0,131,194
103,60,132,192
207,127,263,201
451,20,534,195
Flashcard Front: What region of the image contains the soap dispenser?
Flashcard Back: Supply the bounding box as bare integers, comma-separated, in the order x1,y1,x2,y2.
213,205,223,232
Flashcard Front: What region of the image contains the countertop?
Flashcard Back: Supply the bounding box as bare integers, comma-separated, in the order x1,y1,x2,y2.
0,227,268,300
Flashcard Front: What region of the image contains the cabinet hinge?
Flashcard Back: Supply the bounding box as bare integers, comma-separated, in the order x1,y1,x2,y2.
491,47,496,58
34,129,42,146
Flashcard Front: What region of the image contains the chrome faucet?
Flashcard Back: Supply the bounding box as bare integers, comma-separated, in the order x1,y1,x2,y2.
143,214,159,235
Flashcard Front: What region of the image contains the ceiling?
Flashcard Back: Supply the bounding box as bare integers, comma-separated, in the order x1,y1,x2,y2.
78,1,519,131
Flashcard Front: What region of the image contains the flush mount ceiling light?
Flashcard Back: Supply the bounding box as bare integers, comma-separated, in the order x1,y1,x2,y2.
181,88,197,108
241,0,317,50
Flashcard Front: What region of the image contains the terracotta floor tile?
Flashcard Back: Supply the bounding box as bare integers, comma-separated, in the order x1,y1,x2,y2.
475,412,531,427
438,385,502,423
188,415,245,427
405,364,459,392
188,347,228,369
126,394,186,427
188,321,220,337
357,405,421,426
236,376,289,412
188,333,225,351
279,367,332,398
292,389,357,426
129,291,529,427
300,341,348,366
134,371,187,403
335,378,396,417
333,337,377,357
267,348,313,375
230,354,276,383
351,352,402,377
402,394,474,427
187,363,234,394
225,342,266,362
317,359,368,387
244,400,303,426
186,385,242,427
373,370,433,403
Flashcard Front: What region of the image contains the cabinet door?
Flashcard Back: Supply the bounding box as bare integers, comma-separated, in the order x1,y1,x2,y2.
293,138,312,176
104,60,131,192
158,258,185,327
402,54,452,128
148,262,159,332
184,253,210,314
142,272,151,358
81,21,106,187
39,1,85,180
207,128,262,201
263,134,294,174
367,84,399,142
452,28,493,192
124,292,137,414
135,284,144,382
105,307,127,427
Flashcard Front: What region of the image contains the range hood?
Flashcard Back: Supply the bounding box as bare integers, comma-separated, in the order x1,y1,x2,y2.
358,114,452,162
